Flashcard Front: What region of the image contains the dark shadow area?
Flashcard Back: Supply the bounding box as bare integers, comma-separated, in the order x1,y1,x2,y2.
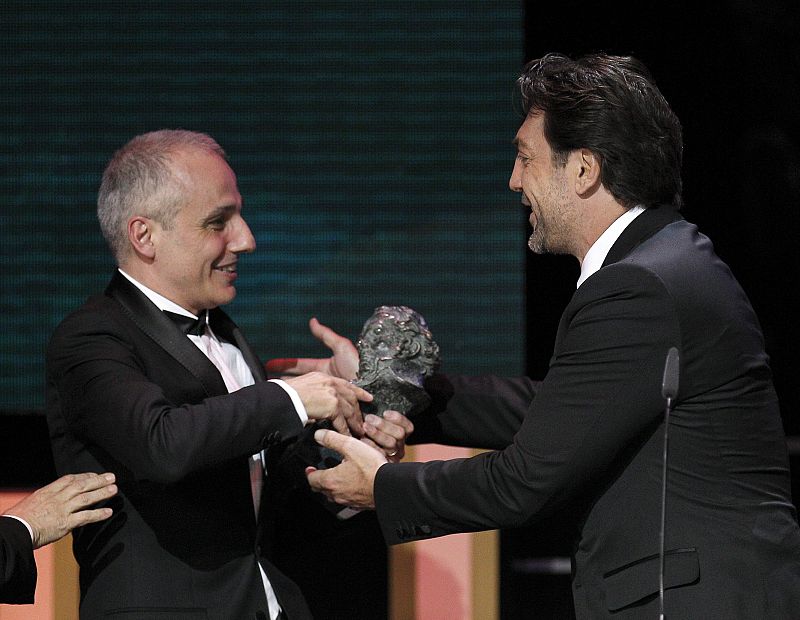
0,413,56,488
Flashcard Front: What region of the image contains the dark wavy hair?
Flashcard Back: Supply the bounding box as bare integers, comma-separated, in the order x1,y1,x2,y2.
518,53,683,209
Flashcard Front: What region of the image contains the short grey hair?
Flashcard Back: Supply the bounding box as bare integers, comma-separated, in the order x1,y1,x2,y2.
97,130,227,262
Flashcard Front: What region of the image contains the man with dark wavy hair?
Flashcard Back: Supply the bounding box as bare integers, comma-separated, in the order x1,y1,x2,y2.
305,53,800,618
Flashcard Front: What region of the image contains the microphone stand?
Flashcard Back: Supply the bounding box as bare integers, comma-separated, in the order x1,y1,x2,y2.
659,347,679,620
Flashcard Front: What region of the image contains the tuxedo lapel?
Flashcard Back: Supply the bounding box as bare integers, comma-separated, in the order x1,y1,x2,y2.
207,310,274,527
105,271,228,396
209,307,267,383
602,206,683,267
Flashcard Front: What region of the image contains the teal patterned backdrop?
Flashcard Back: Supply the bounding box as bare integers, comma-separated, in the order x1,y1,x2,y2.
0,1,525,410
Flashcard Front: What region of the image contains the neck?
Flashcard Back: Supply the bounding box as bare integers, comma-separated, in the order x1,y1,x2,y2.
573,197,628,263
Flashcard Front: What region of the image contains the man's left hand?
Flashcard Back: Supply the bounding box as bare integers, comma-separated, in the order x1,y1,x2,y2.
306,429,386,509
266,318,359,380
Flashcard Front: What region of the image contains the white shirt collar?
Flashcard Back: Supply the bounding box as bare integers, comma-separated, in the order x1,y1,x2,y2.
117,268,199,319
576,205,645,289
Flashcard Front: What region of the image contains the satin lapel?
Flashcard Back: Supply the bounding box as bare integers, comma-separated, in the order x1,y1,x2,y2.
104,271,228,396
602,207,683,267
208,307,267,383
210,308,270,527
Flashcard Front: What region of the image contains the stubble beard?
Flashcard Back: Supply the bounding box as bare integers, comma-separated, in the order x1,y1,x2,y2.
528,225,546,254
527,181,574,256
527,201,547,254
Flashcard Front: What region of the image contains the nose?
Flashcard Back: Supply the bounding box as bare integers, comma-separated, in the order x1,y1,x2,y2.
229,215,256,254
509,158,523,193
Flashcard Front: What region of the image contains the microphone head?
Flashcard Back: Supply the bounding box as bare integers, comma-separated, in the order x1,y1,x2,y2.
661,347,680,400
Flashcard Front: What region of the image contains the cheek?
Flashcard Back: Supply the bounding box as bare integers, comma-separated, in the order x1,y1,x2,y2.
202,238,227,260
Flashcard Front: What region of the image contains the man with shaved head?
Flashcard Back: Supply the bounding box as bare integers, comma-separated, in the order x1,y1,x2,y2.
47,130,408,619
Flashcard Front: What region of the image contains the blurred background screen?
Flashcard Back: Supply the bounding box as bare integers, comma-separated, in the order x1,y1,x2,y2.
0,1,525,413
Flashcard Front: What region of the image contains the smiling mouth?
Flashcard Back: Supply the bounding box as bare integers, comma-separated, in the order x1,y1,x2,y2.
215,264,237,274
528,208,538,231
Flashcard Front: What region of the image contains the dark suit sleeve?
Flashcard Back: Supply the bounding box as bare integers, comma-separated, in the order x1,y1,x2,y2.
375,264,680,544
47,308,303,484
0,517,37,604
410,373,539,449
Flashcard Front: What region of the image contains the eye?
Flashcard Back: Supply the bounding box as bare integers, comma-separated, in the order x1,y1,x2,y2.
206,218,226,231
516,153,531,165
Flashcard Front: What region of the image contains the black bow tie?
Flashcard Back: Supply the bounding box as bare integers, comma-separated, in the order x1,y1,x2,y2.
164,310,208,337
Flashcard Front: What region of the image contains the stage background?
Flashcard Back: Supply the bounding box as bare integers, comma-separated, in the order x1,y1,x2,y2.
2,1,798,618
0,0,525,414
1,2,524,618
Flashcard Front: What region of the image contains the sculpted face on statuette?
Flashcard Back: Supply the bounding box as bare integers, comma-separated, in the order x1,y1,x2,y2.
271,306,441,506
353,305,441,417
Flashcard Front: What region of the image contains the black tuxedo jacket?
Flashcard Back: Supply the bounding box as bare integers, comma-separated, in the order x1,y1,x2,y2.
46,272,313,619
0,516,36,604
377,209,800,618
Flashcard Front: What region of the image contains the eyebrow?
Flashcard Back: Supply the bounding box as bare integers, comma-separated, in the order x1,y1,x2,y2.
200,204,238,226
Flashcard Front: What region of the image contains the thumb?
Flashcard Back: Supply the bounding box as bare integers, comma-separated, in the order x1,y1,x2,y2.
314,428,353,454
309,317,339,348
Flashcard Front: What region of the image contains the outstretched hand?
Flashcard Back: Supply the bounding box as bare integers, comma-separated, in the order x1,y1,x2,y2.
4,472,117,549
266,318,359,380
306,429,386,509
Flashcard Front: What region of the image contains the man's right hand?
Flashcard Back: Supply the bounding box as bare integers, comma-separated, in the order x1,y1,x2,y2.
266,317,359,380
284,371,372,437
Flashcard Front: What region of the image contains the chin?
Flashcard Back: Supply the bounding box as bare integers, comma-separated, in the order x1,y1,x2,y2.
206,288,237,309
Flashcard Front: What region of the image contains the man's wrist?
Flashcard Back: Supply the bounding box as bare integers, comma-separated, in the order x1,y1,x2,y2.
269,379,309,425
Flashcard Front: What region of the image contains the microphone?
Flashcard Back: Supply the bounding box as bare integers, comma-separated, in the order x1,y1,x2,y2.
659,347,679,620
661,346,680,403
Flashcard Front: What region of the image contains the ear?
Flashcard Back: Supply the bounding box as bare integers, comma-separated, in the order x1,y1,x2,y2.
127,216,157,260
574,148,602,197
